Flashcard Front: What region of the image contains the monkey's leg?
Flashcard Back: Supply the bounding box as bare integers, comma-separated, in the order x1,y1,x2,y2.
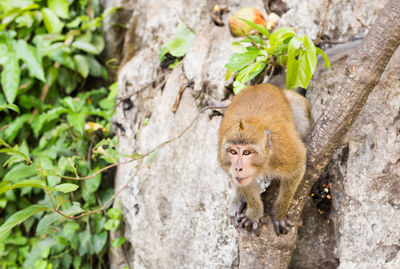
229,188,247,228
238,179,264,235
272,176,302,235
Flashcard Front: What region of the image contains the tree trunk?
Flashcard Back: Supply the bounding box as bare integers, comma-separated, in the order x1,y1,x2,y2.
238,0,400,267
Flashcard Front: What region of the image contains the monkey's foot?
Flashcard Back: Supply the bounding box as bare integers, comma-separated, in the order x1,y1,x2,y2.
272,217,288,235
236,213,262,236
229,201,247,228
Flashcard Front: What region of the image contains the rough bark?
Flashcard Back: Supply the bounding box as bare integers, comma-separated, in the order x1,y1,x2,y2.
238,0,400,267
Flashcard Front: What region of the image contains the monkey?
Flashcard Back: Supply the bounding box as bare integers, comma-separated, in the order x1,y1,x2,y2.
218,83,312,235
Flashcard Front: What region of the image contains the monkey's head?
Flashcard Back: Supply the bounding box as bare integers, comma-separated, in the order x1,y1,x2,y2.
220,120,271,187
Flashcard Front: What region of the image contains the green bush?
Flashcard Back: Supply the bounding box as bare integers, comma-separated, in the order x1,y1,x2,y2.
225,18,331,94
0,0,122,268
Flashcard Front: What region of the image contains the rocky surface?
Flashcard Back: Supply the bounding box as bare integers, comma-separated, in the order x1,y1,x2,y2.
105,0,399,268
279,0,386,41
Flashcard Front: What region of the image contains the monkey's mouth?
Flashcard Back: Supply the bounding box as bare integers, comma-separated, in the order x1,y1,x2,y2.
235,177,249,184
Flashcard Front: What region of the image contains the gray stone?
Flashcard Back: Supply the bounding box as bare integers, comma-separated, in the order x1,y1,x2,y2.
279,0,386,41
108,0,399,268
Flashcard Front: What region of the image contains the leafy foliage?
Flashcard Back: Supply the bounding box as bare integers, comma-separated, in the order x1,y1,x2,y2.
159,23,195,69
225,20,331,93
0,1,121,268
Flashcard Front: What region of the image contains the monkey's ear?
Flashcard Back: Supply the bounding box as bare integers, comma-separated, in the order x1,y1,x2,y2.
265,130,273,150
239,120,245,130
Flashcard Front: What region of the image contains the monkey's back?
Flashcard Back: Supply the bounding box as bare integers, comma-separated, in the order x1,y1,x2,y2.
220,84,296,135
219,84,306,173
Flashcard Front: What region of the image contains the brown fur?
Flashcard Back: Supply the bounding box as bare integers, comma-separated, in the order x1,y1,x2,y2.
218,84,311,233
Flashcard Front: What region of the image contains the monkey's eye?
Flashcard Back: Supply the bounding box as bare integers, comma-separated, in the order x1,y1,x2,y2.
243,150,251,156
229,149,237,155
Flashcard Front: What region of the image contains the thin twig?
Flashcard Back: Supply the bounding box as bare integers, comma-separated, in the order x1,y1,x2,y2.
54,160,143,220
172,79,194,113
0,124,9,132
116,71,170,105
59,159,134,180
314,0,331,45
356,17,369,29
173,8,195,33
244,33,260,48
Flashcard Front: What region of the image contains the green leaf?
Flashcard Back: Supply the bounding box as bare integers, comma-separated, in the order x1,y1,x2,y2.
23,237,56,268
224,46,260,72
107,208,122,220
231,43,248,54
67,112,86,134
0,104,19,113
2,114,31,142
316,47,331,68
92,34,105,54
104,219,120,231
0,205,50,238
73,256,82,269
15,40,45,82
0,179,48,195
72,40,99,54
84,170,101,194
93,231,107,254
233,81,246,94
64,202,84,216
286,36,317,89
87,56,105,77
268,27,295,51
36,212,62,235
238,17,270,38
166,24,195,57
46,66,59,86
63,222,80,239
238,35,264,45
61,96,82,112
41,8,64,34
224,69,233,81
48,0,69,19
0,137,9,147
99,82,118,110
67,15,88,28
54,183,79,193
1,53,20,104
36,156,60,186
73,55,89,78
31,107,68,137
159,45,168,61
78,226,92,255
3,163,39,182
111,237,126,248
235,60,266,84
0,197,7,209
167,37,188,57
47,48,75,70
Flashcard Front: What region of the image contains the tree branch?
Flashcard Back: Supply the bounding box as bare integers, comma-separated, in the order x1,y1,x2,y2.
238,0,400,267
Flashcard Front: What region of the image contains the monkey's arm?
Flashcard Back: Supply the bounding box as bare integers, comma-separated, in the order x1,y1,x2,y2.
272,173,303,234
236,178,264,235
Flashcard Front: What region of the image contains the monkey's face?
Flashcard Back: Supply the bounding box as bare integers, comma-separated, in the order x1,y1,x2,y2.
226,145,264,186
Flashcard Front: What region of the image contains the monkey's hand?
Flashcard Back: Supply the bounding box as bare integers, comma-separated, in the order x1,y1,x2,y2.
236,208,264,236
272,217,288,235
229,199,247,228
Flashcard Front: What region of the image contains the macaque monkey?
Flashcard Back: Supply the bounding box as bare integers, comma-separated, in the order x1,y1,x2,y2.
218,84,312,235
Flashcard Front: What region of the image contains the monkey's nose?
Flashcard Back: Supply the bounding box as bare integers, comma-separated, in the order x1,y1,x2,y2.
235,168,243,172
